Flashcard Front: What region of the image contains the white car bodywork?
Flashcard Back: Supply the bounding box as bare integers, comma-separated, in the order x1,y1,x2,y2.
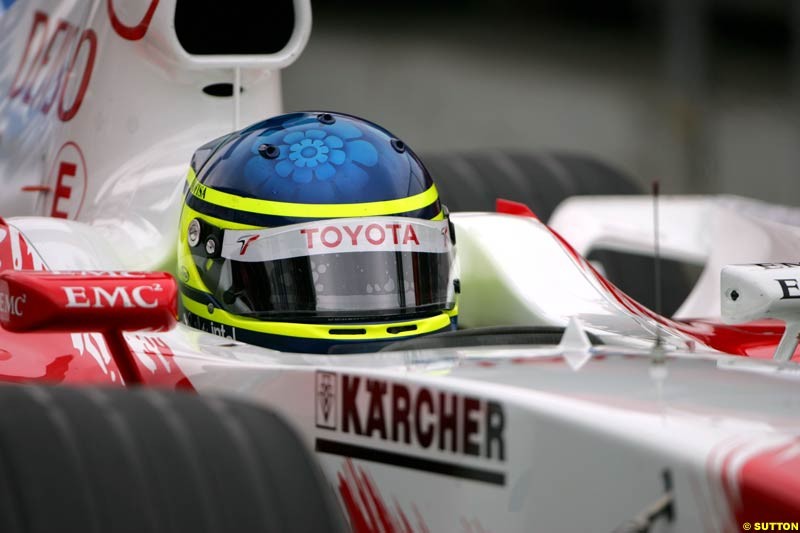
0,0,310,271
1,1,800,532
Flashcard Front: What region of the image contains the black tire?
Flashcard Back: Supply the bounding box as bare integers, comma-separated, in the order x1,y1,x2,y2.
422,150,641,222
0,385,346,533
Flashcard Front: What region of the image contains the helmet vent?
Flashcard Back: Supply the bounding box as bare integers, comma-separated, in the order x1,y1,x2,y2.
329,328,367,335
204,235,220,257
387,325,417,335
258,144,280,159
390,139,406,153
187,219,201,247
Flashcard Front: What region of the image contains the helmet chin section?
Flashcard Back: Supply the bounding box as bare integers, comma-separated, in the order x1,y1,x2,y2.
181,299,456,354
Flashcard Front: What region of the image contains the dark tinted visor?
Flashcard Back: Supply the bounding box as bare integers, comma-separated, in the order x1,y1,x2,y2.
220,251,452,318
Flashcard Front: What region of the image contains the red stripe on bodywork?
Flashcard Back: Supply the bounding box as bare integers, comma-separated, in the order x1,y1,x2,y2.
714,439,800,526
337,459,425,533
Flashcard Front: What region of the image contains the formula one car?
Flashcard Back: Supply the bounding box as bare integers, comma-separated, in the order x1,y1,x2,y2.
1,1,800,532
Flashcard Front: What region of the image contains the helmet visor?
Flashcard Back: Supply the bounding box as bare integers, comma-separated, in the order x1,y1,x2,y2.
209,217,455,319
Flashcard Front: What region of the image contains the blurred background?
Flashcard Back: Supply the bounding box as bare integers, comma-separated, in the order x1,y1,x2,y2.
283,0,800,205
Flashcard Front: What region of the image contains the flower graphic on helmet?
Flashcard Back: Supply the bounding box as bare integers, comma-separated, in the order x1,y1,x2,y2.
245,120,380,203
287,137,330,171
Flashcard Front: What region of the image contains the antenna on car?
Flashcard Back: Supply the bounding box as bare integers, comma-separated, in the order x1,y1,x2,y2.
650,180,669,399
653,180,664,349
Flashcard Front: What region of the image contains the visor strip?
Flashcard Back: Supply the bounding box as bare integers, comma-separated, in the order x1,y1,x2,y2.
187,169,439,218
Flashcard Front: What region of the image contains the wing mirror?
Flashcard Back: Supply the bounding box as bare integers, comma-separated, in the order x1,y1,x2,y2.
721,263,800,361
0,270,177,332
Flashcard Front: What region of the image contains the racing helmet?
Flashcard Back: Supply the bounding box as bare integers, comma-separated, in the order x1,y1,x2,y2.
178,111,458,353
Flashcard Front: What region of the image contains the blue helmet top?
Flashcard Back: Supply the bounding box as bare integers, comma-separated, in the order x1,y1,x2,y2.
190,111,440,227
